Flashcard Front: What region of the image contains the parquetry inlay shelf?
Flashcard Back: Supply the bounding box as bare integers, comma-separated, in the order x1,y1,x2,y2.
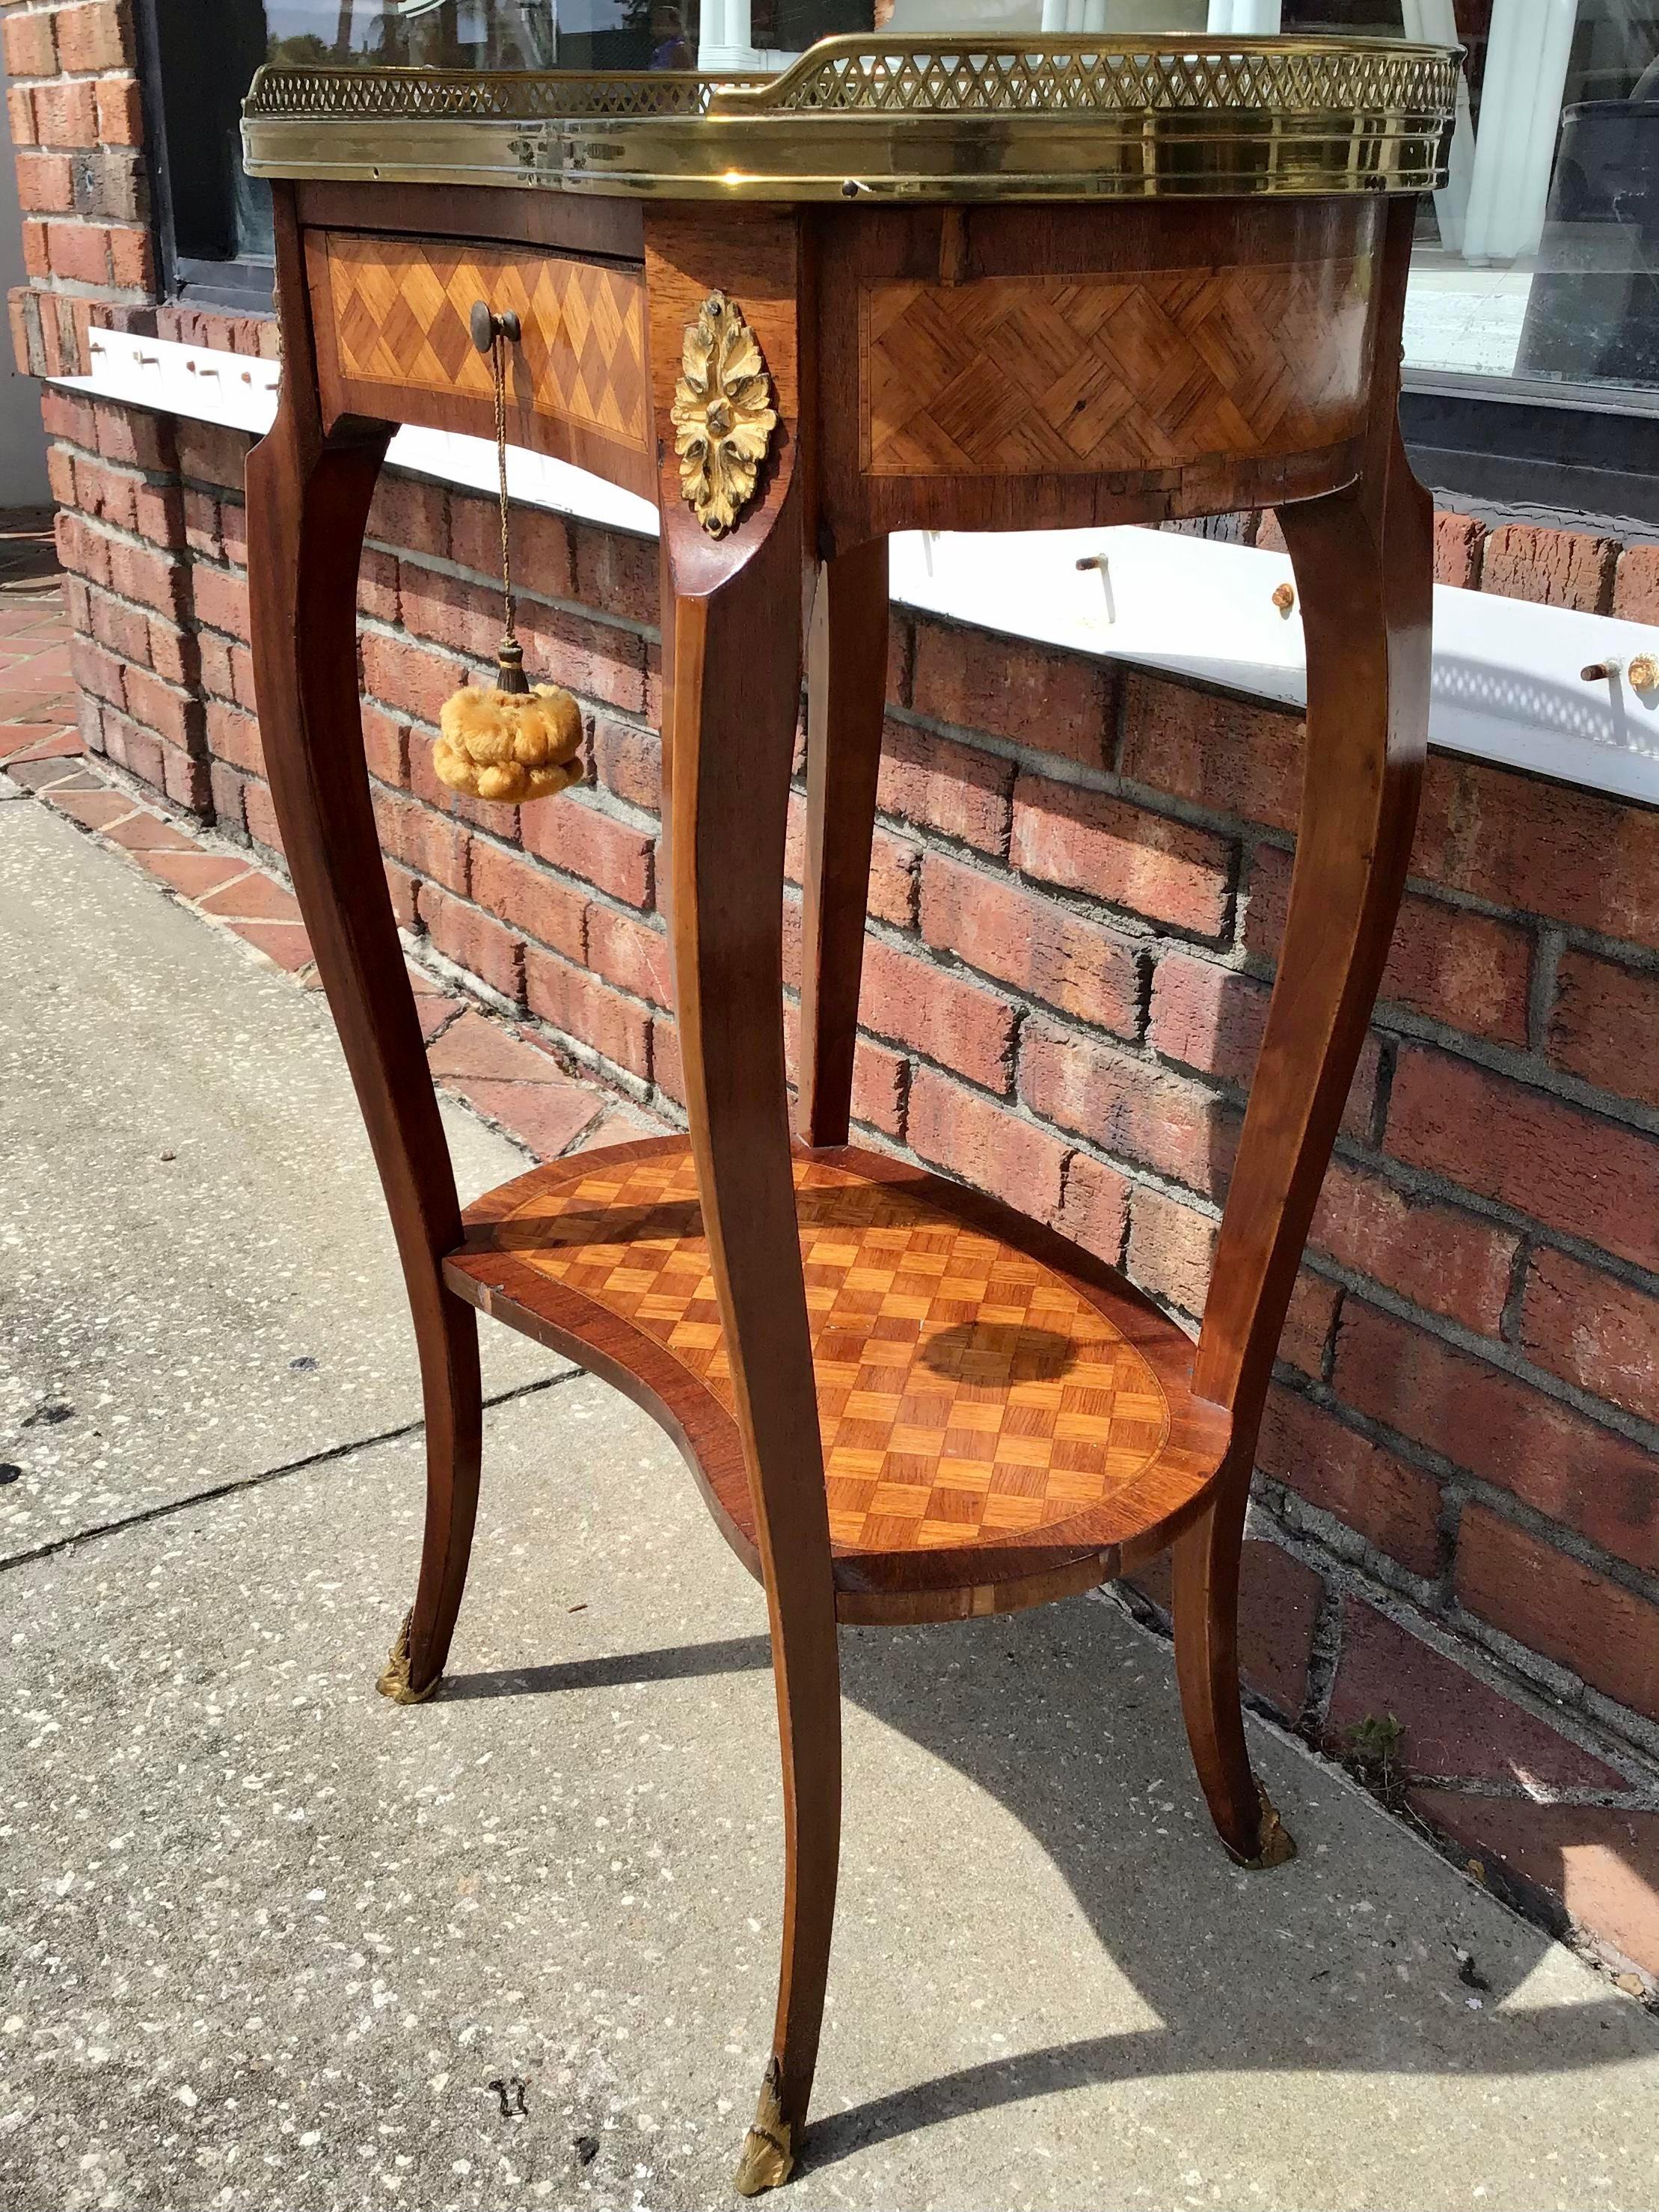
444,1139,1230,1621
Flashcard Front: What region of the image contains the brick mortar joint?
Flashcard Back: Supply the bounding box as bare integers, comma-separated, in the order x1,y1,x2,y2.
1262,1463,1447,1612
380,831,668,1024
59,506,188,564
372,538,661,650
1496,1234,1533,1352
1358,996,1659,1140
1320,1134,1659,1301
1278,1365,1659,1612
1307,1250,1659,1456
52,444,188,496
1445,1602,1659,1764
893,821,1177,955
382,822,1226,1231
1244,1488,1659,1786
72,629,198,699
370,724,662,849
1297,1570,1346,1738
1429,1463,1464,1605
1258,828,1659,981
14,77,143,94
1407,1774,1659,1809
356,766,663,940
47,419,260,505
28,271,151,298
884,696,1261,906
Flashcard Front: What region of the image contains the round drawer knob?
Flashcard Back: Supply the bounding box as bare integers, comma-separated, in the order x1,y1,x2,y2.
469,301,522,355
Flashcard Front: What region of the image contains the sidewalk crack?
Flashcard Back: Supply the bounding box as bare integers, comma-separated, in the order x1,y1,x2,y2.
0,1369,577,1575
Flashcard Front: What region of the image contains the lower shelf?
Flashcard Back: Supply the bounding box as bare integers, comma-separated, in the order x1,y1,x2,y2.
445,1136,1231,1624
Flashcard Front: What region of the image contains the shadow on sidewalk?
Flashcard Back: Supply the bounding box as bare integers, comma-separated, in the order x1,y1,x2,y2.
443,1603,1659,2173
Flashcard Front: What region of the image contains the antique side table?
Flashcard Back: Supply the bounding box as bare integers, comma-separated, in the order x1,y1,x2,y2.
242,40,1456,2192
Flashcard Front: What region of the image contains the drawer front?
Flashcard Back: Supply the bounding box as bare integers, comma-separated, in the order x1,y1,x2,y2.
860,255,1375,480
306,229,654,499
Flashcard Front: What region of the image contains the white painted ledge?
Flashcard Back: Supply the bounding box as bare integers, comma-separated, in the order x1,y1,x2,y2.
56,325,1659,809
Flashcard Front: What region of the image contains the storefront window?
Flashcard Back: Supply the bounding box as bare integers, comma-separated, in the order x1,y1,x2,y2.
148,4,572,284
1419,1,1659,401
1279,0,1659,404
147,0,1659,411
265,2,583,70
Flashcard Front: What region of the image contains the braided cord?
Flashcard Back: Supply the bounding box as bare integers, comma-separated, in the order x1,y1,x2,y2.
492,332,516,652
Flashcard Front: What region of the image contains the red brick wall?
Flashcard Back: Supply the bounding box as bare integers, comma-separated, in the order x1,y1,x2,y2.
1259,504,1659,621
3,0,280,376
4,0,151,376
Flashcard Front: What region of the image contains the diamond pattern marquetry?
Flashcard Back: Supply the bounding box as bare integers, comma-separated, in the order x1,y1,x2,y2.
861,259,1373,478
318,231,648,450
485,1147,1171,1556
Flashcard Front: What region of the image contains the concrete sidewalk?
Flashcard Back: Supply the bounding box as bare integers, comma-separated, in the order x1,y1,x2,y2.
4,794,1659,2212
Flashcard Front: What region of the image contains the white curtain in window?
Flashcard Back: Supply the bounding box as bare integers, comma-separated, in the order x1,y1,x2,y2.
1401,0,1476,251
1204,0,1281,31
1459,0,1577,262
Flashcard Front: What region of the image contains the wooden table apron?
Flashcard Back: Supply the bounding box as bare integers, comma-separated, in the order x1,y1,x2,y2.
244,166,1432,2186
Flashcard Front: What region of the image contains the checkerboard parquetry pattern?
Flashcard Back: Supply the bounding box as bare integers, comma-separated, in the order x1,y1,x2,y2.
501,1151,1171,1557
861,259,1371,477
321,232,648,447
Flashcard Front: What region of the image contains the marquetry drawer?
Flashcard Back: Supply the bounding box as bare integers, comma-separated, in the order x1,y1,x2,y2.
858,254,1377,481
304,229,654,497
815,198,1387,537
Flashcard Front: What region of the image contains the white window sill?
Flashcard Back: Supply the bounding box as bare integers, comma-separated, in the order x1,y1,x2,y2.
55,325,1659,809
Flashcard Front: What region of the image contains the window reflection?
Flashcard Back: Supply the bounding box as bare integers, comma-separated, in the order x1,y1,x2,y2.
260,0,707,71
262,0,870,72
177,0,1659,402
1281,0,1659,398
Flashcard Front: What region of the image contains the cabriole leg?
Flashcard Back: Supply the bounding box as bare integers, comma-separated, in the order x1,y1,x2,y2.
797,535,889,1150
649,209,842,2190
1173,1485,1296,1868
248,188,484,1709
662,482,842,2191
1181,399,1433,1865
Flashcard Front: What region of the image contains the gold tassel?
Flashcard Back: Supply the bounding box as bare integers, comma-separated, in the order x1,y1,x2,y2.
435,304,582,808
435,668,583,806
